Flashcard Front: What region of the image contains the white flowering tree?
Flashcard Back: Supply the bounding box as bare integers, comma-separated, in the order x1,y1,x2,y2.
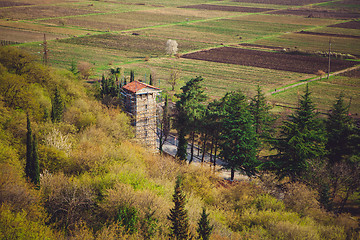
166,39,178,55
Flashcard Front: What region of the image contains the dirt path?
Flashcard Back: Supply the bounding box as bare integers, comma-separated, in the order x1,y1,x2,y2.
269,64,360,95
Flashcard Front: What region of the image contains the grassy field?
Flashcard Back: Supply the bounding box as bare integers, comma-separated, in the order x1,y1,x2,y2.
1,0,359,112
270,75,360,114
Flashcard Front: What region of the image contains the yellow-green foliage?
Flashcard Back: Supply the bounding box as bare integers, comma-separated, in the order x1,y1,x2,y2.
0,204,55,240
0,47,358,239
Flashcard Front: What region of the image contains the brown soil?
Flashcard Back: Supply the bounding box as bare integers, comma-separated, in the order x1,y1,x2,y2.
329,21,360,29
232,0,331,6
179,4,274,12
297,30,360,39
238,43,289,51
340,67,360,78
0,5,101,20
271,9,360,19
0,1,32,7
182,47,357,74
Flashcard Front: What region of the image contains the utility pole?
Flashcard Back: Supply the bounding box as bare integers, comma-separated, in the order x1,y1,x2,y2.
43,34,48,65
327,38,331,79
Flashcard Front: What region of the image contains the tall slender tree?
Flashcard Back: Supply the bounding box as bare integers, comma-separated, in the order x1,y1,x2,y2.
219,91,259,180
271,85,326,180
51,87,64,123
168,176,189,240
31,134,40,185
130,70,135,82
158,95,171,153
25,115,40,185
25,114,33,180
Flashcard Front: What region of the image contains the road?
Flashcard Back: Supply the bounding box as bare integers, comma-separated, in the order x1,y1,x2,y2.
160,134,249,181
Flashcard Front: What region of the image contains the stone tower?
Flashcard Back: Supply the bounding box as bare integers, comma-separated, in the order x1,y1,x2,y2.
122,81,161,149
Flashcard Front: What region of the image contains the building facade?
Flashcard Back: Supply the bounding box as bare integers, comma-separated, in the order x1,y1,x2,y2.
122,81,161,149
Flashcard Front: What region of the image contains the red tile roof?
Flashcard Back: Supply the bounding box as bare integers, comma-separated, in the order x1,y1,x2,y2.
122,81,160,93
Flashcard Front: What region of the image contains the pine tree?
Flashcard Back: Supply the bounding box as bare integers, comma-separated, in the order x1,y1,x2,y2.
168,176,189,240
174,76,207,162
326,93,353,165
249,85,275,151
219,91,259,180
25,114,33,180
271,85,326,180
51,87,64,123
197,208,213,240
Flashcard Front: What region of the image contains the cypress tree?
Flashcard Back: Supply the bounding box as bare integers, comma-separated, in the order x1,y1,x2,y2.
51,87,64,123
197,208,213,240
31,134,40,185
25,114,33,180
130,70,135,82
149,74,153,86
168,176,189,240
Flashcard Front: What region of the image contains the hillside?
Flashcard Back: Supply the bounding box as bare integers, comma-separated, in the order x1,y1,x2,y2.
0,46,359,239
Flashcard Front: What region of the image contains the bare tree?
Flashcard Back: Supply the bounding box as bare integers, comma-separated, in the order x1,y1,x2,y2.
165,39,178,55
77,61,93,80
168,68,180,91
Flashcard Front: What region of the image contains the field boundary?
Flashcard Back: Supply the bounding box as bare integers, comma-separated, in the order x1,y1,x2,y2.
269,64,360,95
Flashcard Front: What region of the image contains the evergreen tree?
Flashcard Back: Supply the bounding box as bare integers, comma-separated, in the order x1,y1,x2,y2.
149,74,154,86
174,76,207,162
130,70,135,82
159,95,170,153
271,85,326,180
197,208,213,240
51,87,64,123
31,134,40,185
25,114,33,181
326,93,353,165
168,176,189,240
219,91,259,180
249,85,275,151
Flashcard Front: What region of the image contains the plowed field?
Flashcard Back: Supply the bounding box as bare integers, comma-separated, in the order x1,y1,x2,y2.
297,31,360,39
182,47,358,74
232,0,330,5
179,4,274,12
329,21,360,29
271,9,360,19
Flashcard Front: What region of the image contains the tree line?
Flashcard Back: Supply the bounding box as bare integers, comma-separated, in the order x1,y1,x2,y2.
170,76,359,213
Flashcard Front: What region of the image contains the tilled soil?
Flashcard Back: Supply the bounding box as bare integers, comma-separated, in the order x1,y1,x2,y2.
182,47,358,74
297,30,360,39
270,9,360,19
231,0,330,6
0,1,32,7
329,21,360,30
179,4,274,12
340,67,360,78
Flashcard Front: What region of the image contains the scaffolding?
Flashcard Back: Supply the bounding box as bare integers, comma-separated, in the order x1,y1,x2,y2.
121,81,161,149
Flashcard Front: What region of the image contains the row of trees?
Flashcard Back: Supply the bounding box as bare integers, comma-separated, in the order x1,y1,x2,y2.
172,76,359,212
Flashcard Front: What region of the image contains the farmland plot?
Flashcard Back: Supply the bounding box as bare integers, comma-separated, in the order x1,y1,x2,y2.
182,47,358,74
254,32,360,56
0,26,64,43
59,33,212,56
231,0,331,6
39,10,202,32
